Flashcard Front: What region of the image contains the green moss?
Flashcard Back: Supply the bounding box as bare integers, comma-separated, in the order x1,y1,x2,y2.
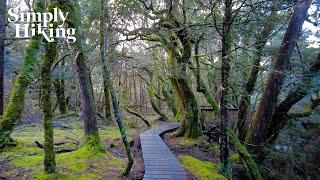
0,35,42,148
231,153,242,164
11,145,123,179
180,155,226,180
37,172,76,180
209,144,220,154
3,121,127,179
13,155,43,168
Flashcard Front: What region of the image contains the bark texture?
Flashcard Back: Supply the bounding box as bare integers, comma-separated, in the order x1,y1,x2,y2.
159,29,202,138
237,1,279,140
58,0,100,145
245,0,312,152
220,0,233,178
40,40,57,174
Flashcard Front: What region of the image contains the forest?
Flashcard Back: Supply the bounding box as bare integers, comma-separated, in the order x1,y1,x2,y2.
0,0,319,179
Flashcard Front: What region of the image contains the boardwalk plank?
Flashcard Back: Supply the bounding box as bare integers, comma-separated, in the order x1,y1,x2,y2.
140,124,187,180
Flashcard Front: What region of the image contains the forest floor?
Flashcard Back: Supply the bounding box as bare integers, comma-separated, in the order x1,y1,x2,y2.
2,113,317,179
0,114,226,180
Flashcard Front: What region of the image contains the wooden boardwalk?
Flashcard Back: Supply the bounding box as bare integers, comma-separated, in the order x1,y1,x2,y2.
140,124,187,180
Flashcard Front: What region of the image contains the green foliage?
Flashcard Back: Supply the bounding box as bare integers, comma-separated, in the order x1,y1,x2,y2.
180,155,226,180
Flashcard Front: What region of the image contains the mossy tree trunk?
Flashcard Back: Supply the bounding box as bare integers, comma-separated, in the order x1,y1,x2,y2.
100,0,112,121
0,0,6,116
40,40,57,174
161,31,202,138
100,0,133,175
245,0,312,153
220,0,233,178
58,0,100,146
229,130,262,180
0,0,43,147
287,91,320,118
237,1,279,141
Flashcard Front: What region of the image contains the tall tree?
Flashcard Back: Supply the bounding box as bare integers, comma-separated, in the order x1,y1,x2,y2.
100,0,133,175
0,0,6,116
53,75,67,115
115,0,203,138
220,0,233,178
0,0,44,148
100,0,112,121
237,0,279,141
39,2,59,173
52,52,70,115
58,0,100,146
40,40,57,174
245,0,312,153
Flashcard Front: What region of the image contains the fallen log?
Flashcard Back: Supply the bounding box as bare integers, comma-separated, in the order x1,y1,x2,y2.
55,147,78,153
35,140,78,154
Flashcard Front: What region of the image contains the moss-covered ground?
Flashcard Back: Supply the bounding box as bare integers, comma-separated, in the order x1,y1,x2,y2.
0,114,161,179
180,155,226,180
1,113,240,180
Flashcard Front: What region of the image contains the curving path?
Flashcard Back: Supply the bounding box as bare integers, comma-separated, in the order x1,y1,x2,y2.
140,123,187,180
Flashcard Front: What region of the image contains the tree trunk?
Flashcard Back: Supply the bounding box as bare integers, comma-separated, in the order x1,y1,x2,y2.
58,0,100,146
0,0,6,116
288,91,320,118
0,34,42,148
229,130,262,180
266,53,320,144
245,0,312,153
100,0,133,175
100,0,112,121
237,0,279,141
40,40,57,174
53,78,67,115
220,0,233,178
163,34,202,138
